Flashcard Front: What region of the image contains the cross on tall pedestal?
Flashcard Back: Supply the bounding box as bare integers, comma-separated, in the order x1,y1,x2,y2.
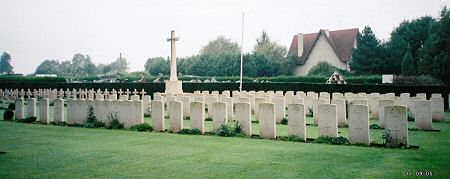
167,30,180,81
164,30,183,94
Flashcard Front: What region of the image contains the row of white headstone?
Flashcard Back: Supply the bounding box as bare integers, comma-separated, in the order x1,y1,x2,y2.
150,94,411,146
0,88,148,101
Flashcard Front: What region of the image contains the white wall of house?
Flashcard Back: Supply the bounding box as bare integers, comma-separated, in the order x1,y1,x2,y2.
294,34,348,76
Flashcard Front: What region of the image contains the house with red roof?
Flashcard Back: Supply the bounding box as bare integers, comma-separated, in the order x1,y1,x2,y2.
287,28,359,76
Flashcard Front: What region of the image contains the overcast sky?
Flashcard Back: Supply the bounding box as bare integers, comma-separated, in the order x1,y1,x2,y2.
0,0,447,74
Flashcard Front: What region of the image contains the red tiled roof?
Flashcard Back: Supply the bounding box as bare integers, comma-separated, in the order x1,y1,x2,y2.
288,28,359,64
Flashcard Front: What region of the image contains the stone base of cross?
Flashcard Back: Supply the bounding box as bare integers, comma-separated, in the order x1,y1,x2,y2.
165,80,183,95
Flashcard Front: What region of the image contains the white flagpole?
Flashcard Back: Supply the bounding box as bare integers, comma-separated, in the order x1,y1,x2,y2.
239,12,244,92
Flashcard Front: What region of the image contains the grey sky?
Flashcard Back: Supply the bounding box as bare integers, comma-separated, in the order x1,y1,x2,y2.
0,0,447,74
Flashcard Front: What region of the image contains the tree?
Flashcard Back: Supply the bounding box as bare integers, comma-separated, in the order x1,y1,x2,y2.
401,50,416,75
386,16,435,74
108,57,129,74
349,26,386,74
0,52,14,74
200,36,240,56
418,7,450,84
35,60,60,74
144,57,169,76
308,61,339,76
70,54,96,76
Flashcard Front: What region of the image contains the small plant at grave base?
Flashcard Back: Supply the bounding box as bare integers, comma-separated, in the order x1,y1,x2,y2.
280,135,305,142
49,102,54,106
8,103,15,110
17,117,37,123
184,116,190,120
370,124,381,129
130,123,153,132
315,136,349,145
54,121,67,126
107,112,124,130
205,117,213,121
251,120,259,124
3,109,14,121
178,128,202,135
280,118,288,125
215,122,244,137
84,106,105,128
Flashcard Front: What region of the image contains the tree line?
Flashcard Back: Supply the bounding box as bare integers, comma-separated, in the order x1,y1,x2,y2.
34,54,129,77
350,7,450,83
145,32,296,77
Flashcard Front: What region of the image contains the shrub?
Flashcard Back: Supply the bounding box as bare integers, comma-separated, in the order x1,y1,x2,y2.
184,116,190,120
107,112,124,129
205,117,213,121
3,109,14,121
18,117,37,123
215,122,244,137
280,135,305,142
178,128,202,135
130,123,153,132
315,136,349,145
370,124,381,129
144,114,151,118
84,106,105,128
393,75,442,86
280,118,288,125
8,103,15,110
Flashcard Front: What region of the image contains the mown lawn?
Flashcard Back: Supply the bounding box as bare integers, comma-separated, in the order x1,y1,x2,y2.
0,105,449,178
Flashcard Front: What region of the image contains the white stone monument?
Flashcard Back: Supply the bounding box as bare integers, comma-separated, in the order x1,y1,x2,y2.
165,30,183,94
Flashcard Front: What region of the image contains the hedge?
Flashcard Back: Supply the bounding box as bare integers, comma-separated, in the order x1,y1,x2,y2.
1,82,448,110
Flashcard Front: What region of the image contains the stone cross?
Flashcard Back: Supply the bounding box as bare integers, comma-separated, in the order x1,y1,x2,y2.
58,89,64,98
167,30,180,81
19,89,25,98
125,89,131,96
140,89,146,98
26,89,32,98
118,89,123,96
132,89,138,96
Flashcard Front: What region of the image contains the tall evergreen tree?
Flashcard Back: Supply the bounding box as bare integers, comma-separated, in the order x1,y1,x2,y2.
349,26,384,74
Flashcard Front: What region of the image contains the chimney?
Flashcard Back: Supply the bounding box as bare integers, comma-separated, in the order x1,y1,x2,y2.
324,29,330,37
297,33,304,57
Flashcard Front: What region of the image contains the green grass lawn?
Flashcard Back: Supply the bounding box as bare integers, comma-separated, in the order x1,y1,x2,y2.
0,103,449,178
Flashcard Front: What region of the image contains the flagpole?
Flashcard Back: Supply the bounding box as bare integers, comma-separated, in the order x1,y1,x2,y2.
239,12,244,92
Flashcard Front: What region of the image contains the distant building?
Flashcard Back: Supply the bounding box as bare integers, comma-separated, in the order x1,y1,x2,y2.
288,28,359,76
35,74,57,77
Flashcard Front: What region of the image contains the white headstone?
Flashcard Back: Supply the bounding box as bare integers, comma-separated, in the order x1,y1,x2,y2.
15,98,25,120
385,105,408,147
54,98,64,123
190,101,205,134
379,100,395,128
169,101,183,133
415,100,432,130
318,104,338,137
40,98,50,124
27,98,36,118
212,102,227,131
331,98,346,127
348,104,370,145
258,103,276,139
235,102,252,136
152,100,165,132
287,103,306,141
